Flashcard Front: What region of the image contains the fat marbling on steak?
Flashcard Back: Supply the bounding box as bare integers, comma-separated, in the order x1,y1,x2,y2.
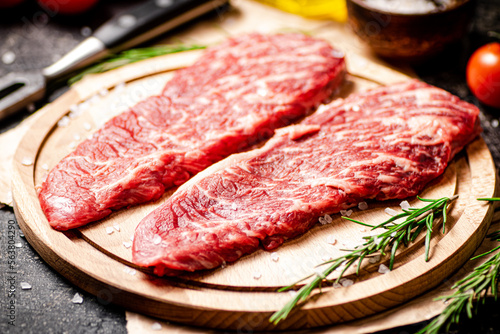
38,33,346,230
132,79,481,276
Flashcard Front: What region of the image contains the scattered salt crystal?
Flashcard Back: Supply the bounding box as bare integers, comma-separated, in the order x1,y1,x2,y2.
151,322,162,331
252,272,262,280
400,200,411,210
83,122,92,131
351,105,360,112
105,227,114,235
71,292,83,304
2,51,16,64
21,282,32,290
340,209,353,217
89,95,101,105
21,157,33,166
333,282,342,288
331,49,345,58
81,26,92,37
128,269,136,276
326,235,337,245
130,235,134,241
57,116,70,127
360,227,368,232
492,119,499,128
321,254,332,262
41,163,49,171
378,264,390,274
153,235,162,245
368,254,381,264
340,278,354,287
358,201,368,210
115,82,126,92
384,208,398,216
113,224,120,232
14,242,22,248
288,290,297,297
27,103,36,113
319,214,332,225
123,241,132,249
99,88,108,97
69,142,77,149
69,104,79,113
73,134,81,141
270,252,279,262
78,101,90,112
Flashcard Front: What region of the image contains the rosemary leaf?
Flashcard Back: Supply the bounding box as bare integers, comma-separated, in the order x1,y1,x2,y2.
270,195,458,325
68,44,206,85
416,199,500,334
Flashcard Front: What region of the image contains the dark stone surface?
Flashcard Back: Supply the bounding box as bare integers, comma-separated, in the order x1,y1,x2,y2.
0,0,499,333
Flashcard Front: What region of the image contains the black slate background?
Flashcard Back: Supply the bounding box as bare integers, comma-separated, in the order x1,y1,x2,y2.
0,0,500,333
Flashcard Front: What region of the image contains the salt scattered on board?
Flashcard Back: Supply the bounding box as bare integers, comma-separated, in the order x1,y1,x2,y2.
123,241,132,249
113,224,120,232
252,272,262,280
340,278,354,287
151,322,162,331
21,282,32,290
400,200,411,210
2,51,16,64
21,158,33,166
326,235,337,245
358,201,368,210
105,227,114,235
378,264,391,274
270,252,279,262
71,292,83,304
384,207,398,216
319,214,333,225
340,209,353,217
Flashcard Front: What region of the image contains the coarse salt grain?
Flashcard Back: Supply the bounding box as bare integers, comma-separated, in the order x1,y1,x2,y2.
333,282,342,288
368,254,381,264
130,235,134,241
69,142,77,149
57,116,70,127
73,134,81,141
321,255,333,262
358,201,368,210
253,272,262,280
113,224,120,232
105,227,114,235
400,200,411,210
378,264,390,274
2,51,16,64
384,207,398,216
288,290,298,297
326,235,337,245
41,163,49,171
99,88,108,97
21,282,32,290
492,119,499,128
270,252,279,262
71,293,83,304
340,209,353,217
21,157,33,166
123,241,132,249
83,122,92,131
14,242,22,248
151,322,162,331
340,278,354,287
153,235,162,245
81,26,92,37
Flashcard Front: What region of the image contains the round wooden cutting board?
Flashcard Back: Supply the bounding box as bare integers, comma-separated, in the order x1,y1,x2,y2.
11,45,497,331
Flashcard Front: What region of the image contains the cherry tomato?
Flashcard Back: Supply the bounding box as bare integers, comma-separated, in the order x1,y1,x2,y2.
36,0,99,15
0,0,25,8
466,42,500,108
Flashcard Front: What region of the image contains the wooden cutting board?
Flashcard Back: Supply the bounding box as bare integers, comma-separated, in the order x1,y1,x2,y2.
11,0,497,331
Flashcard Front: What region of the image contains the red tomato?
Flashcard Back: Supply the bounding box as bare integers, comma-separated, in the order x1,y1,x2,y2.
36,0,99,15
466,42,500,108
0,0,25,8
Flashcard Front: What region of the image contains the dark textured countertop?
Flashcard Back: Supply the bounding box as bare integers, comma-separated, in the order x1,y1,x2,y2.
1,1,500,333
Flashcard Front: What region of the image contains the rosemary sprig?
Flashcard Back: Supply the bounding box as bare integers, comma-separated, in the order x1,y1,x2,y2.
68,44,206,85
270,195,458,324
417,198,500,334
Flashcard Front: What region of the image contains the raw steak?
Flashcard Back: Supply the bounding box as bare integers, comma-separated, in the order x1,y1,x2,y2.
132,79,481,276
39,33,346,230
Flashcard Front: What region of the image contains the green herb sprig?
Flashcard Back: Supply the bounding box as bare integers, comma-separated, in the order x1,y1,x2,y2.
417,198,500,334
270,195,458,324
68,44,206,85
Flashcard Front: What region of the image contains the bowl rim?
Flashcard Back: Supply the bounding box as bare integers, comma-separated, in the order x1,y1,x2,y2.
346,0,473,17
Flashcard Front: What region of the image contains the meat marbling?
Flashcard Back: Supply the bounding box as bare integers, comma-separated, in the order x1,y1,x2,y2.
132,79,481,276
38,33,346,230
